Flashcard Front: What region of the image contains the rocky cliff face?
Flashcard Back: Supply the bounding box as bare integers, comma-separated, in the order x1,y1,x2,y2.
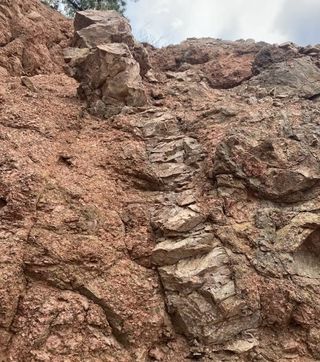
0,0,71,75
0,2,320,362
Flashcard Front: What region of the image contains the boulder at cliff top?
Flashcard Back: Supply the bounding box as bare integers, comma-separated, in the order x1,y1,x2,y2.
72,10,150,76
67,10,149,115
73,10,134,48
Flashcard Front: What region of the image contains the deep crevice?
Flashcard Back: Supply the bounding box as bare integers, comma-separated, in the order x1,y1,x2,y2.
0,197,7,209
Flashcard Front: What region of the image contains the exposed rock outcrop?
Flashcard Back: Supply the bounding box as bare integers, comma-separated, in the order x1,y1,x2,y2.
249,57,320,98
65,10,148,115
1,2,320,361
149,38,267,89
212,126,320,202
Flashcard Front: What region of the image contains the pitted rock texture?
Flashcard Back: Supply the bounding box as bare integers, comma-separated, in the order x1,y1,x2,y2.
1,3,320,362
0,0,71,75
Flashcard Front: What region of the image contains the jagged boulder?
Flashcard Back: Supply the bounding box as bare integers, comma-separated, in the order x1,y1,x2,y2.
158,246,260,344
252,44,300,75
249,57,320,98
75,43,147,116
66,10,150,116
72,10,150,76
73,10,134,48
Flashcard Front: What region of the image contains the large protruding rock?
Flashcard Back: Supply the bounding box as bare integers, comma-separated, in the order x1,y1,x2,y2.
73,10,134,48
157,244,260,344
75,43,147,116
249,57,320,98
72,10,150,76
252,44,300,75
212,127,320,202
66,10,149,116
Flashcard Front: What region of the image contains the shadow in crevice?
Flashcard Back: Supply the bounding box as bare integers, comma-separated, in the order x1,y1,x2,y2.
0,197,7,209
293,228,320,278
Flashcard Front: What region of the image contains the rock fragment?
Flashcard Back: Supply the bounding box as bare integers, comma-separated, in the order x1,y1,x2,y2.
152,233,217,266
152,206,205,235
21,76,38,92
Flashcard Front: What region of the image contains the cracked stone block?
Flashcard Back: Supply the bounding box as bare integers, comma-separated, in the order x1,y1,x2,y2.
152,206,205,235
166,290,260,344
149,139,185,163
153,163,193,180
152,233,218,266
137,113,180,138
158,247,229,291
176,189,196,206
200,265,236,303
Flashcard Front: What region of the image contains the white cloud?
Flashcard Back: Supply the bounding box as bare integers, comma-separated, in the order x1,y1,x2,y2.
125,0,315,47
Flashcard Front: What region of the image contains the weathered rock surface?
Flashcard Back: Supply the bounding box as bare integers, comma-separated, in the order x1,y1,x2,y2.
76,43,147,114
72,10,150,76
66,10,149,115
149,38,267,89
249,57,320,98
1,2,320,361
213,127,320,202
0,0,71,75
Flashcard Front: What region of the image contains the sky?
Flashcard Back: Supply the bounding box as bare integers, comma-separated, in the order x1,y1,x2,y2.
125,0,320,47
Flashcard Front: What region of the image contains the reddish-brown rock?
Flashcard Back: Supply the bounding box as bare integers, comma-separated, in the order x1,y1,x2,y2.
0,2,320,362
0,0,71,75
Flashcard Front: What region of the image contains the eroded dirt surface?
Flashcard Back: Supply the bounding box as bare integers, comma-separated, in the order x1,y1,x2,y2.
0,2,320,362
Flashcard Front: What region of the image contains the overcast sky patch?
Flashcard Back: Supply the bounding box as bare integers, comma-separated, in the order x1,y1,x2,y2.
126,0,319,47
